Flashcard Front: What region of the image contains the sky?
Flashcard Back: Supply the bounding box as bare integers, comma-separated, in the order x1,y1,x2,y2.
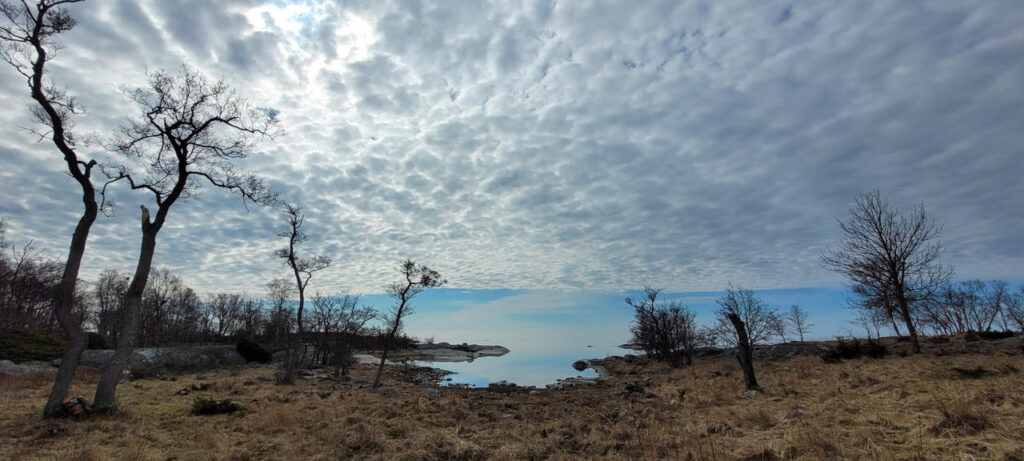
1,1,1023,338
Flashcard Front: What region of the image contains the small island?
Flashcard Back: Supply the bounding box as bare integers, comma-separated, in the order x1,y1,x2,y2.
413,342,510,362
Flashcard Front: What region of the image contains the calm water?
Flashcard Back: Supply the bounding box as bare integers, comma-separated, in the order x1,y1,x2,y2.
396,290,639,387
418,341,632,387
377,286,866,386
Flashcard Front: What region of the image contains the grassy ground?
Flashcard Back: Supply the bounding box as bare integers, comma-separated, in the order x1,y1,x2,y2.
1,339,1023,460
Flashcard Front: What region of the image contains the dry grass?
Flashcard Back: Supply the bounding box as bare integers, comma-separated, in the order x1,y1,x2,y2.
1,342,1023,460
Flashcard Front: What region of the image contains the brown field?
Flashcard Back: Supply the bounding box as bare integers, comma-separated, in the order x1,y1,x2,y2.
1,340,1023,460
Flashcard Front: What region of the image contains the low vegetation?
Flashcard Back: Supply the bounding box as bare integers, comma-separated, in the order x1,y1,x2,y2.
1,336,1021,460
819,337,889,363
190,397,244,416
0,329,66,363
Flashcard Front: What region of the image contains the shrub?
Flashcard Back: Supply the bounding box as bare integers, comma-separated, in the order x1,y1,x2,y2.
0,329,66,362
820,337,888,363
834,338,862,359
975,330,1015,340
236,339,271,363
862,339,889,358
626,287,700,368
86,332,112,350
191,397,243,415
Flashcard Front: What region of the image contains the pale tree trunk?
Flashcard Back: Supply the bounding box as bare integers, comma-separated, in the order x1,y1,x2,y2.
43,201,97,417
727,313,760,392
888,311,902,337
372,347,391,388
373,309,403,388
895,291,922,353
281,279,305,384
93,209,157,413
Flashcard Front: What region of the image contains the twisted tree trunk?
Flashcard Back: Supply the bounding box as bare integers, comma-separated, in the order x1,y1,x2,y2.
93,207,157,413
727,313,761,391
43,201,97,417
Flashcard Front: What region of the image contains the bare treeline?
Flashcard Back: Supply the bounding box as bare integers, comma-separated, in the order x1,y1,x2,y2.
0,226,384,351
854,279,1024,338
0,220,89,330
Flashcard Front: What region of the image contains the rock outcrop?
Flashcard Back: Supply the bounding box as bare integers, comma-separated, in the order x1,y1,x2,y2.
53,345,246,374
414,343,510,362
0,359,54,375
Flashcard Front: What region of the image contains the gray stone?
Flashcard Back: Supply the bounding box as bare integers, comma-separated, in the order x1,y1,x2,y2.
422,388,440,398
414,344,510,362
548,377,599,389
0,359,54,374
53,345,246,375
372,386,397,396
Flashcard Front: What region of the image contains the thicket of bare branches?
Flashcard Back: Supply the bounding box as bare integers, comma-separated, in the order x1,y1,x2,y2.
0,222,76,330
711,286,784,347
625,286,701,367
308,292,377,377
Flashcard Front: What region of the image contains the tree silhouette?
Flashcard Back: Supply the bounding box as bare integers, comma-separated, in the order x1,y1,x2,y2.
822,190,951,353
93,65,279,412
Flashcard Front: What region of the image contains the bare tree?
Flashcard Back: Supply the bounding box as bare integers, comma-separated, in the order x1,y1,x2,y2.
275,204,330,384
0,239,62,328
714,287,776,391
309,292,376,377
625,287,701,367
787,305,813,342
238,295,266,339
93,269,128,345
918,280,1011,335
1003,288,1024,332
0,0,116,418
265,277,295,346
373,260,445,388
92,65,279,412
712,286,782,346
207,293,245,337
822,190,952,353
849,307,883,339
726,313,760,391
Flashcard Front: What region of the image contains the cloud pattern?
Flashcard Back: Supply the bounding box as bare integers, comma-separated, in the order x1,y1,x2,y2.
1,0,1022,296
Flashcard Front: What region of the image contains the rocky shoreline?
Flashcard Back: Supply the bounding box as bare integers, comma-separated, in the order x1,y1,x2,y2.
414,342,510,362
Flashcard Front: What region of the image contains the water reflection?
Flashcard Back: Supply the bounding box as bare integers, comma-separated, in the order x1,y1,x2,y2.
418,343,630,387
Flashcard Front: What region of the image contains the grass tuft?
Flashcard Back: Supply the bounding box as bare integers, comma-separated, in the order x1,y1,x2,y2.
191,397,243,416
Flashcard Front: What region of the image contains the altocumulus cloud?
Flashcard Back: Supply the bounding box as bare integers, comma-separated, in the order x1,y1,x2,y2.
1,0,1022,296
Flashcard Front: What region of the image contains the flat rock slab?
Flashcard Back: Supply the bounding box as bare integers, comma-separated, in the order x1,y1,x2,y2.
415,343,510,362
0,359,54,375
